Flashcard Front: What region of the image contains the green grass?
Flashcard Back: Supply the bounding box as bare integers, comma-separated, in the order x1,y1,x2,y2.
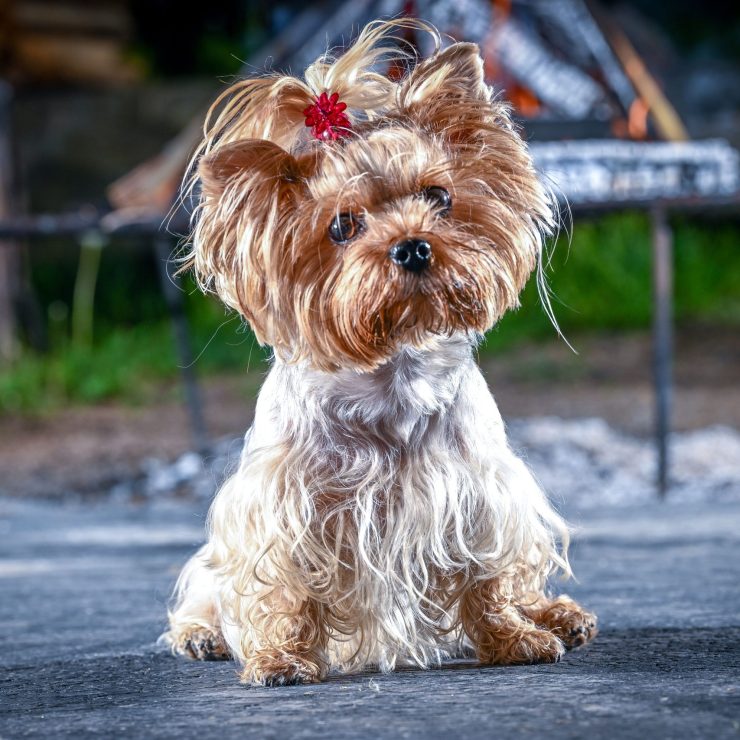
483,212,740,350
0,291,269,414
1,212,738,414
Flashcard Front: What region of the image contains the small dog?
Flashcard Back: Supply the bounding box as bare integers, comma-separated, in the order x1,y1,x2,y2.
165,20,597,685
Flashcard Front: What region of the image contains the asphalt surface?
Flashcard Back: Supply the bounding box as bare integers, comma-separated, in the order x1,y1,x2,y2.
1,496,739,739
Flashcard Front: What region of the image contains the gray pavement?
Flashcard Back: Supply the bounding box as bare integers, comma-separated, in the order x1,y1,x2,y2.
1,496,739,739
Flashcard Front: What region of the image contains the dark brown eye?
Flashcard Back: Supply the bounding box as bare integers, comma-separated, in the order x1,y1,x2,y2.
421,186,452,216
328,212,364,244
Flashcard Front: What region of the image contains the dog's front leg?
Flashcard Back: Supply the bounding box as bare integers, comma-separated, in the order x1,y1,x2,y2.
460,579,565,665
240,589,328,686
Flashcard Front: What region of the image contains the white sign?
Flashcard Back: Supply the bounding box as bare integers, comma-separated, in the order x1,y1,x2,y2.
531,139,740,204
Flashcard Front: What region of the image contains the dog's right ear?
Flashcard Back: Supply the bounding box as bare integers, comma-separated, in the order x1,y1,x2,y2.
397,42,503,144
198,139,302,199
192,139,306,342
190,137,315,346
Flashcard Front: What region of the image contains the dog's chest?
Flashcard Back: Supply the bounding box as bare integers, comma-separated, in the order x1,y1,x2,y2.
260,338,481,508
297,339,472,446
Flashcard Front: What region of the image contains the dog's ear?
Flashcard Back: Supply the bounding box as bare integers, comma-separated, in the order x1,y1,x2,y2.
191,138,312,342
198,139,301,199
397,43,499,141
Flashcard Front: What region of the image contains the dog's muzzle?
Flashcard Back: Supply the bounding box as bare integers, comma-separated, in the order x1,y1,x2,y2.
389,239,432,274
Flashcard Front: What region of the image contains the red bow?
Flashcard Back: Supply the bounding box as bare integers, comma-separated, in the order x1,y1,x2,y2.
303,92,351,141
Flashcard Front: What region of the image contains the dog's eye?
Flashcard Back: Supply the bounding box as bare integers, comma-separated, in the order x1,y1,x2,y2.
421,186,452,216
328,212,364,244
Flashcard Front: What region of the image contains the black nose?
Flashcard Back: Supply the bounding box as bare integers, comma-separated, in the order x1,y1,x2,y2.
389,239,432,274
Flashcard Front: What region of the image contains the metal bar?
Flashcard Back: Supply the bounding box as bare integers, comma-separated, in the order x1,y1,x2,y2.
1,193,739,243
0,81,18,362
651,206,674,497
0,211,103,238
0,209,192,240
154,235,208,454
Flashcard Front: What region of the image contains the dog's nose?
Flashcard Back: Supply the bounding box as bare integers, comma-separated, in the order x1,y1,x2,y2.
389,239,432,274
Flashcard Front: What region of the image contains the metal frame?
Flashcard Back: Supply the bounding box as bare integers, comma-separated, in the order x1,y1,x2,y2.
2,1,736,492
154,235,208,454
651,207,673,496
0,214,209,453
2,197,737,494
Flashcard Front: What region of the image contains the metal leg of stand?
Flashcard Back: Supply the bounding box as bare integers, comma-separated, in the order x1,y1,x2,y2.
651,207,673,498
154,235,208,454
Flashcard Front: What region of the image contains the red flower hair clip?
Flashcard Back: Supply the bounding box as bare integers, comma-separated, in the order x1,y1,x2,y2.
303,92,352,141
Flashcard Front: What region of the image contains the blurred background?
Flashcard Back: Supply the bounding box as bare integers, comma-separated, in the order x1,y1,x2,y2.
0,0,738,502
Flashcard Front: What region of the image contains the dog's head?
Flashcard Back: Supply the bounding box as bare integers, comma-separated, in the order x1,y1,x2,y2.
186,20,554,371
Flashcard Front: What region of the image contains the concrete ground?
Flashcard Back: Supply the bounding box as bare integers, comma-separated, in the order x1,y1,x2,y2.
1,496,739,739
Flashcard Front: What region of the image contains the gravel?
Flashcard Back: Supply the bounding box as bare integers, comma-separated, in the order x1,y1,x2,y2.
115,417,740,508
510,418,740,508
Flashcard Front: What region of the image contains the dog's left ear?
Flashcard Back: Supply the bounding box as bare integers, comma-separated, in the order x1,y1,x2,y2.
198,139,302,200
397,42,497,140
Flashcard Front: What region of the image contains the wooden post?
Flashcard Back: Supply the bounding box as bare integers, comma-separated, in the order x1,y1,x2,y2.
651,206,673,497
0,81,18,363
600,10,689,142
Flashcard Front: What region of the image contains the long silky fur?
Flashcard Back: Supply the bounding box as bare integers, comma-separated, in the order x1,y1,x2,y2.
168,336,570,673
165,19,578,682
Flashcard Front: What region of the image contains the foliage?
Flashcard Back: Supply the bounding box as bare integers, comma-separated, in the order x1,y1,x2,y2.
1,212,738,414
484,212,740,350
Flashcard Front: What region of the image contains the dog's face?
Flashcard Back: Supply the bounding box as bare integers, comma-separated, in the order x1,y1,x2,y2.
190,36,553,371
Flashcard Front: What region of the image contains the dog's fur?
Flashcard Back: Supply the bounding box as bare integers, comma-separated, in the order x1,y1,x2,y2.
164,20,597,685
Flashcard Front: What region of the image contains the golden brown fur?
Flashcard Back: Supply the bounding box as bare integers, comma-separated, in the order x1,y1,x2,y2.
165,19,596,685
183,20,552,371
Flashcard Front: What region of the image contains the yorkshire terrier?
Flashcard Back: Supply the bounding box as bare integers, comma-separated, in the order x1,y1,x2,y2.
165,20,597,686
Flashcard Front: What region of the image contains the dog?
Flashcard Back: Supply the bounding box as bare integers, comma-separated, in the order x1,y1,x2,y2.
164,19,597,685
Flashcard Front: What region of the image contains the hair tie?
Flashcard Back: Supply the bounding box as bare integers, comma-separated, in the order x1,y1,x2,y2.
303,92,352,141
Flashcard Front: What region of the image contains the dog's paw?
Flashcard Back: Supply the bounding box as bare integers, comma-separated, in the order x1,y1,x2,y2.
506,628,566,665
532,596,598,650
479,627,565,666
174,627,231,661
242,650,325,686
551,610,598,650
